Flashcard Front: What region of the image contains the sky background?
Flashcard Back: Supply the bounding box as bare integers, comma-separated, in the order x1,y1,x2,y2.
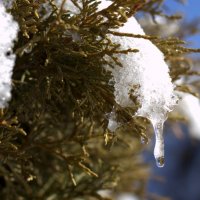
165,0,200,49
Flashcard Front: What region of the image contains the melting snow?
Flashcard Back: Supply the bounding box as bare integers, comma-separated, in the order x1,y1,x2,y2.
105,16,177,167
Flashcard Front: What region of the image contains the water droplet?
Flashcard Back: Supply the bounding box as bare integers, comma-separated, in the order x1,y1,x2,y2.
156,156,165,167
140,136,148,144
152,120,165,168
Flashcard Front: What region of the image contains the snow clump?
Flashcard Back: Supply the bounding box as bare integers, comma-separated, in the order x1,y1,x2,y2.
0,2,19,108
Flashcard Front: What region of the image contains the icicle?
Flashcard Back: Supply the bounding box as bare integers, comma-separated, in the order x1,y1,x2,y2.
152,120,165,167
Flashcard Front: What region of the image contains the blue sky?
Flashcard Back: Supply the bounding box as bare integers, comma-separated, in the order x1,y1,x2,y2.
165,0,200,49
166,0,200,20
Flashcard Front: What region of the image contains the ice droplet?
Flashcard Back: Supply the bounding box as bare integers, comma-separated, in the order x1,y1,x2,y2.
152,120,165,167
156,156,165,168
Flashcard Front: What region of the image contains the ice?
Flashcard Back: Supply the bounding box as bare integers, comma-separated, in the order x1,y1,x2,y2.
152,120,165,167
0,3,19,108
105,13,177,166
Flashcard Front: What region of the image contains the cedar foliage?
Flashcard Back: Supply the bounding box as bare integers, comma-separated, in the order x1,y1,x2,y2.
0,0,199,199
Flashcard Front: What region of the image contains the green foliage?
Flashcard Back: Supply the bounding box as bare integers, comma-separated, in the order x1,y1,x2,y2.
0,0,199,199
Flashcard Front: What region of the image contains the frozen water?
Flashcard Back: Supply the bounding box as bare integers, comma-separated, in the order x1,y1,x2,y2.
0,3,19,108
104,11,177,166
152,121,165,167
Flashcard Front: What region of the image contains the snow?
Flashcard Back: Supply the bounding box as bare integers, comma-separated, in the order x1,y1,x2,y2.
105,16,178,166
107,16,177,123
104,10,177,167
0,3,19,108
176,92,200,140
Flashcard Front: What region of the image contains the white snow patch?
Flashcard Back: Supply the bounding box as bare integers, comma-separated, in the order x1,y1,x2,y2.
106,16,177,123
0,3,19,108
176,92,200,140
